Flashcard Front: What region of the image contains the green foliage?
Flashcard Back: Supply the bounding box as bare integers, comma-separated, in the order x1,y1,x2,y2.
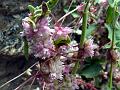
28,5,35,14
105,24,113,41
108,0,114,6
79,64,102,78
101,84,111,90
77,58,104,78
47,0,59,10
116,41,120,51
42,2,50,16
54,37,71,47
27,17,36,28
105,23,120,46
23,37,29,60
24,0,59,60
28,0,59,21
106,6,119,24
105,3,120,45
108,0,120,7
86,24,97,38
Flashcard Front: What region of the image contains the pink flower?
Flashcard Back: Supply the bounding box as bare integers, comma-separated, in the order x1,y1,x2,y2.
37,17,49,26
30,38,55,59
77,4,97,13
90,6,97,13
22,17,34,38
84,83,97,90
84,39,98,58
110,49,120,61
72,78,80,90
77,3,85,12
50,59,64,80
53,25,72,40
63,65,71,74
99,0,108,6
100,0,107,3
22,17,56,59
22,19,31,30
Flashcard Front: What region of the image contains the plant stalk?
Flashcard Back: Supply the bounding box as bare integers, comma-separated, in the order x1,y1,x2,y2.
79,10,89,48
109,5,116,90
109,23,115,90
72,1,90,75
109,62,113,90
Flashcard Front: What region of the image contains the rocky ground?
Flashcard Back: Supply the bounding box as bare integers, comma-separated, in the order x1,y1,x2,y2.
0,55,38,90
0,0,40,90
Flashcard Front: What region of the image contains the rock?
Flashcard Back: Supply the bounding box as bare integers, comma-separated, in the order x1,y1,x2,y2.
0,54,38,90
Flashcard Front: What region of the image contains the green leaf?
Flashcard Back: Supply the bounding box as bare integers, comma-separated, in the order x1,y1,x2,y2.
115,28,120,41
28,17,36,29
54,37,71,47
71,12,80,18
106,6,114,24
28,5,35,14
79,64,102,78
94,0,101,4
42,1,50,15
116,41,120,46
34,13,42,19
94,77,100,88
106,5,119,24
42,2,48,13
95,0,99,3
86,24,97,38
118,59,120,67
108,0,120,7
34,9,42,15
105,23,120,44
101,84,111,90
108,0,114,7
105,24,113,41
23,37,29,60
47,0,59,10
73,28,82,35
77,57,104,78
115,21,120,30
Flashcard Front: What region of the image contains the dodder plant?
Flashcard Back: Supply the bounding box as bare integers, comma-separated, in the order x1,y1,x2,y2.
0,0,120,90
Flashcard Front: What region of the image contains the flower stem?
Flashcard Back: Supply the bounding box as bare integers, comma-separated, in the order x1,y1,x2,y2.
109,5,116,90
71,59,80,74
109,21,115,90
72,1,90,75
57,6,79,23
79,7,89,48
61,0,74,25
109,62,113,90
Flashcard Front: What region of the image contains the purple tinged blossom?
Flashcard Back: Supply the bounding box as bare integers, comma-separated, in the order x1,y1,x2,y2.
110,49,120,61
53,25,72,40
50,58,64,80
84,39,98,58
22,17,34,38
22,17,55,59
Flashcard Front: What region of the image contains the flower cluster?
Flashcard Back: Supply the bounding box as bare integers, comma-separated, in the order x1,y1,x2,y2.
50,58,64,80
21,11,99,89
53,24,72,41
20,0,120,89
84,39,98,58
22,13,76,79
22,17,55,59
